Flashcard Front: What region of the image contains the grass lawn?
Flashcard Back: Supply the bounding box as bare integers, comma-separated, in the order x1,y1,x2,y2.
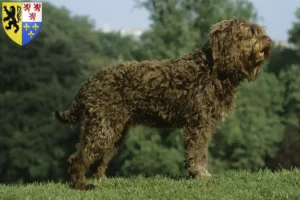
0,169,299,200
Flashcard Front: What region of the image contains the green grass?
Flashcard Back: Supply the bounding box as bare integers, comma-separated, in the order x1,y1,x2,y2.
1,169,299,200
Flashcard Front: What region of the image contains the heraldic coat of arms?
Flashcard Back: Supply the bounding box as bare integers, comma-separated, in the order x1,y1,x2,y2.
2,2,42,46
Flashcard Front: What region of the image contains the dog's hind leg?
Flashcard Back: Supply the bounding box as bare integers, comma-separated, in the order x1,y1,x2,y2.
91,146,120,179
91,135,127,179
92,116,130,179
91,152,114,179
67,120,99,190
68,109,130,190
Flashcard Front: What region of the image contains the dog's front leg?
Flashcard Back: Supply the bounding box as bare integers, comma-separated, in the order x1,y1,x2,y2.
183,125,213,178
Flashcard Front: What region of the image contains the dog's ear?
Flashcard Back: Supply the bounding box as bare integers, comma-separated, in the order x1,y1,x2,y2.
208,20,243,71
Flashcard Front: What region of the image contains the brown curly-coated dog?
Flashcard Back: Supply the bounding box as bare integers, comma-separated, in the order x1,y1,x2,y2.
55,19,272,190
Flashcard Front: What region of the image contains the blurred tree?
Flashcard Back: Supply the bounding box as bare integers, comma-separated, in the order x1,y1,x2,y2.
210,72,285,172
92,31,142,66
288,8,300,48
265,8,300,169
268,65,300,169
266,45,297,76
135,0,258,60
108,126,186,177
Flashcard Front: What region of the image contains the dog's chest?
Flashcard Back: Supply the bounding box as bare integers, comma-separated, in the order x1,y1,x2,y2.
214,88,236,121
194,82,236,121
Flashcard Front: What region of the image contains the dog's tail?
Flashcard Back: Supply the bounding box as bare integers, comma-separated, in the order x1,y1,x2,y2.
54,102,80,125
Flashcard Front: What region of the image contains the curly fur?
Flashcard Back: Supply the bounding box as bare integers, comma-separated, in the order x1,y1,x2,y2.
55,19,272,190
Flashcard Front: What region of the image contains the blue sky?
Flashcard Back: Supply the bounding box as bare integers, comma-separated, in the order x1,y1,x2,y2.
47,0,299,41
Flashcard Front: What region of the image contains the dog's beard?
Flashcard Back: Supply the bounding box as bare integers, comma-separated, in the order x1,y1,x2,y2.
254,38,272,63
245,43,271,81
248,66,261,81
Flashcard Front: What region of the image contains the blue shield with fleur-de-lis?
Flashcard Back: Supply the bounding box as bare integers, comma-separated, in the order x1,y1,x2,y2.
2,2,42,46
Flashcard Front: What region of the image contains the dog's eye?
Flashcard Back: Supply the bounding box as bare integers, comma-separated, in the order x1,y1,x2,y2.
250,26,256,35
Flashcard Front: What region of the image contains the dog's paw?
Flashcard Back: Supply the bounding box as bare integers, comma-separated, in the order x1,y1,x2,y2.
92,174,107,180
200,171,212,177
84,184,96,190
198,171,213,179
188,167,213,179
73,183,96,191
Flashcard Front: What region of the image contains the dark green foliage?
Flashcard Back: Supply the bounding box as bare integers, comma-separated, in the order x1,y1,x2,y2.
210,72,285,172
288,8,300,47
279,65,300,128
268,65,300,169
135,0,258,60
93,32,142,65
266,45,298,76
108,126,186,177
264,7,300,170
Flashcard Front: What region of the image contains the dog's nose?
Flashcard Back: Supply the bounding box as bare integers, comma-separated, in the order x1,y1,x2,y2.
265,37,272,44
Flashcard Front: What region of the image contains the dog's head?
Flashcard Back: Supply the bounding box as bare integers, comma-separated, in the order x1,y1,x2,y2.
207,19,272,81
